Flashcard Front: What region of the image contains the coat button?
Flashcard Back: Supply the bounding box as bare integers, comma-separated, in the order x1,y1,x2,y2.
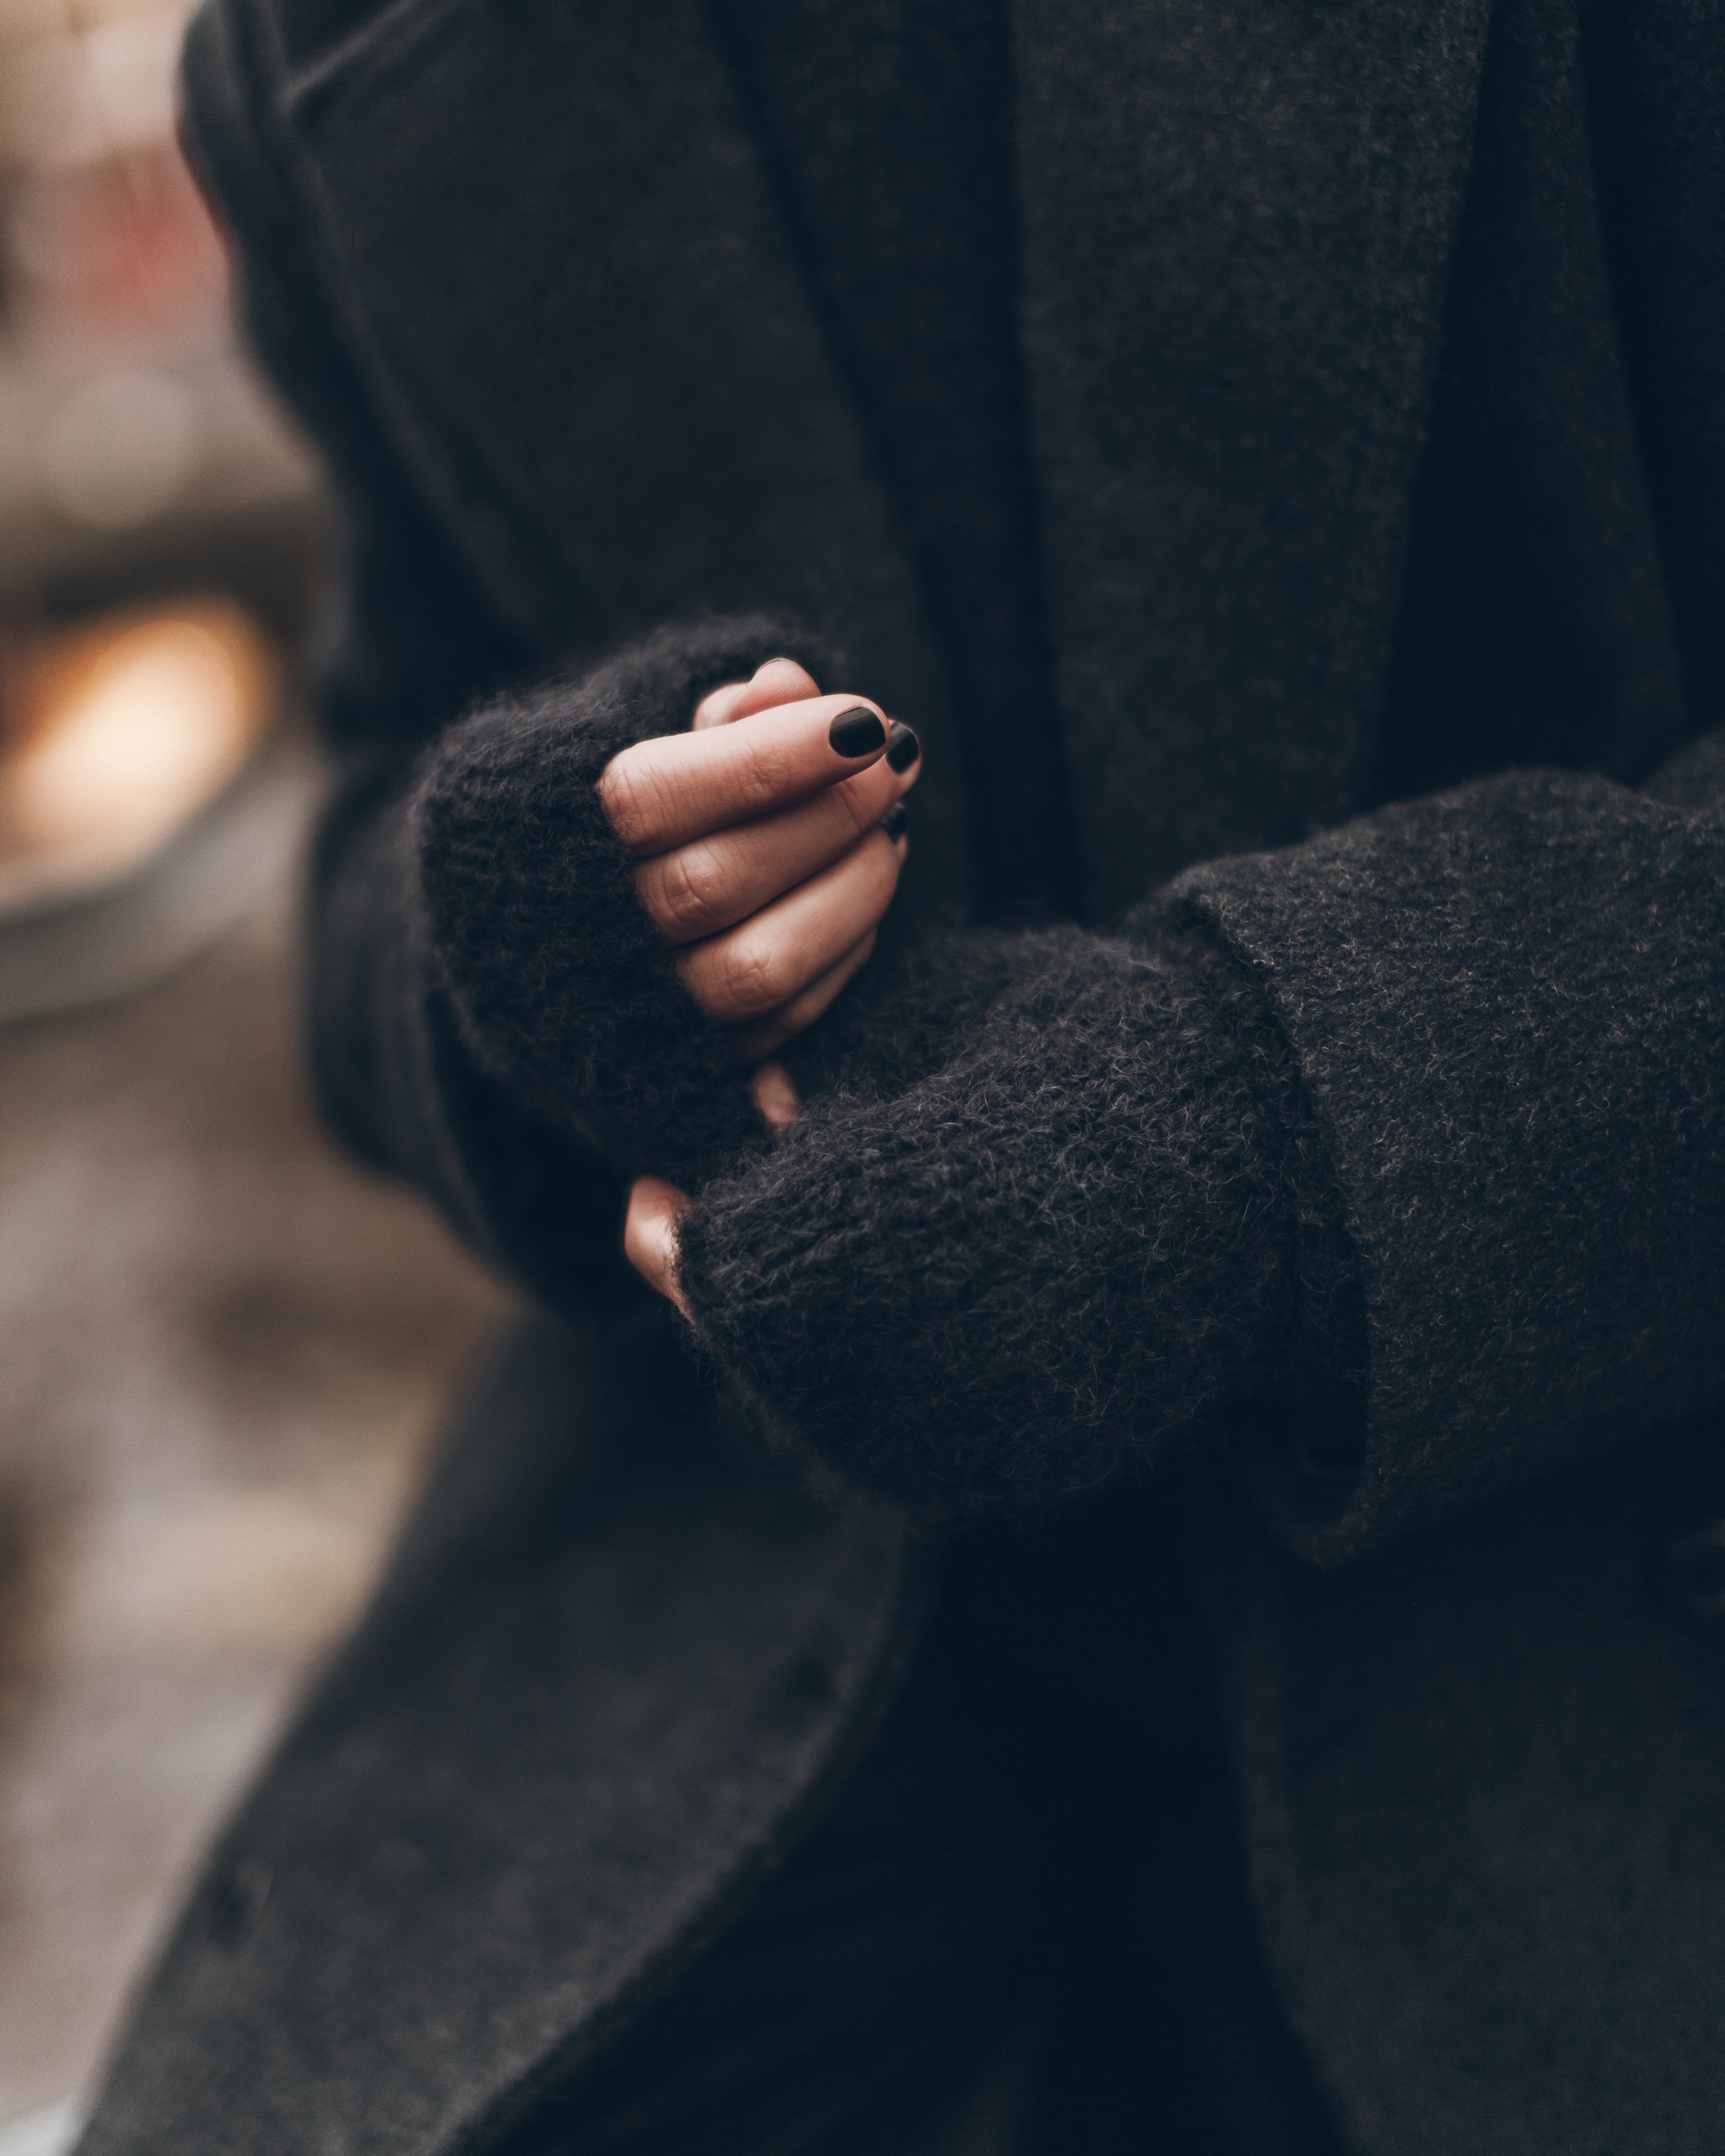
1655,1519,1725,1627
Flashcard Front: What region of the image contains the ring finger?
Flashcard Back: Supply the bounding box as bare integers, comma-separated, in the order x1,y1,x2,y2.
677,825,906,1023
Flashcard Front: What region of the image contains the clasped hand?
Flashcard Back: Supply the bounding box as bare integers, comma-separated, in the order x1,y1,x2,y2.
598,658,918,1309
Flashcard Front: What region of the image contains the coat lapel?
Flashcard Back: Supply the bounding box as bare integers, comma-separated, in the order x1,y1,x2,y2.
267,0,976,907
268,0,1495,924
1015,0,1493,914
77,1317,923,2156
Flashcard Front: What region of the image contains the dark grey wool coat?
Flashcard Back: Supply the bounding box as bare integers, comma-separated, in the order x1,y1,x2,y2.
78,0,1725,2151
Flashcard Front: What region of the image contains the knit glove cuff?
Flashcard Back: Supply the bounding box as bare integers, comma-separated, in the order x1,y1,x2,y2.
678,921,1362,1514
410,614,840,1186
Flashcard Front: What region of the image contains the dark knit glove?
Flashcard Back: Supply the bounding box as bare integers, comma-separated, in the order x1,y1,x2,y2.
677,924,1362,1513
410,615,838,1186
777,919,1042,1104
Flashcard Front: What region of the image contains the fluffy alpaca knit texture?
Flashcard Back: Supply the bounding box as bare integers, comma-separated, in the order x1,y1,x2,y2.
410,615,839,1186
680,921,1363,1513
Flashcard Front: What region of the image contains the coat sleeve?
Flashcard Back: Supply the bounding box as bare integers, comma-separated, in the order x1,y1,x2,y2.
181,0,804,1310
1169,751,1725,1559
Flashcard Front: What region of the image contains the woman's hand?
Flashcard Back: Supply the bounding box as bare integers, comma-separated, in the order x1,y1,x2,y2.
607,656,905,1308
598,658,918,1063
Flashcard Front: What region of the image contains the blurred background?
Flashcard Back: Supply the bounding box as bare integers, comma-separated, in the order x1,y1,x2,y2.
0,4,511,2147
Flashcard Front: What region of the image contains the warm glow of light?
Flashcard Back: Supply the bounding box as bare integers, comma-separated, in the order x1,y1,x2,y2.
0,598,278,904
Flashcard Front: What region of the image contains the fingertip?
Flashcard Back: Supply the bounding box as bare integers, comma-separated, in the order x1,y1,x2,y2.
624,1175,693,1307
745,658,824,715
753,655,821,697
828,705,889,759
750,1060,802,1130
693,680,747,730
694,658,823,730
885,720,920,774
871,815,909,877
629,1173,693,1227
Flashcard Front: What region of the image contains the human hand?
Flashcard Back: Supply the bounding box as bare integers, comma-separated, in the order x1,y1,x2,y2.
598,658,918,1065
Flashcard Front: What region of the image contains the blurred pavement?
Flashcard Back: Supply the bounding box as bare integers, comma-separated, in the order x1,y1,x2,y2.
0,753,512,2126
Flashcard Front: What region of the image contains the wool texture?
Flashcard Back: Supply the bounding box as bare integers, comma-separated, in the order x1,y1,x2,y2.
410,614,839,1186
681,923,1362,1513
129,2,1725,2152
1175,761,1725,1560
706,0,1080,919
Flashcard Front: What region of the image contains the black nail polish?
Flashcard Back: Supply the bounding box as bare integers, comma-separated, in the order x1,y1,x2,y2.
829,707,886,757
885,721,920,773
880,802,910,841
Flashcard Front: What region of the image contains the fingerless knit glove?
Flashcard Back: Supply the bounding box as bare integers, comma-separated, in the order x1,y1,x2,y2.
677,922,1364,1513
410,614,838,1186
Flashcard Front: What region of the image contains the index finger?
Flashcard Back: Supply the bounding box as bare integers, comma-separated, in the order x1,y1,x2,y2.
598,693,893,856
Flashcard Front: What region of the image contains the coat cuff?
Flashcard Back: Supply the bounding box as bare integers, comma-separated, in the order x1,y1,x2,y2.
1171,765,1725,1562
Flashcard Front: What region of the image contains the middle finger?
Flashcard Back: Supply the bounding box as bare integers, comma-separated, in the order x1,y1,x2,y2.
634,750,917,944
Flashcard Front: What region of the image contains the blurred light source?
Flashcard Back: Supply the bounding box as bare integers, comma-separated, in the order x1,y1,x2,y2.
0,597,279,906
0,6,181,169
0,0,317,582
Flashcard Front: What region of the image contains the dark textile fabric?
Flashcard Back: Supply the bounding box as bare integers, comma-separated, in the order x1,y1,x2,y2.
1013,0,1489,910
75,1317,924,2156
227,0,1724,1558
1174,765,1725,1559
1201,1409,1725,2156
71,0,1725,2151
703,0,1079,922
492,1488,1349,2156
679,924,1365,1513
489,1533,1133,2156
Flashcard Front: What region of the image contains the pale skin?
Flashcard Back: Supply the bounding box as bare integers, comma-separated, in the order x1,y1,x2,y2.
600,657,917,1313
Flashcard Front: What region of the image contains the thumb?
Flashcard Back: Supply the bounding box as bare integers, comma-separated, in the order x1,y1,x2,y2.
624,1176,694,1317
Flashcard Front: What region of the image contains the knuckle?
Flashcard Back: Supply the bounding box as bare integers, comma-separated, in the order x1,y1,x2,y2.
715,931,786,1017
654,844,730,938
733,737,798,819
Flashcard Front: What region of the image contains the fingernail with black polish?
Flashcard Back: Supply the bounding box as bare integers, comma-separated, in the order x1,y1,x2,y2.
885,721,920,773
880,802,910,841
829,707,887,758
